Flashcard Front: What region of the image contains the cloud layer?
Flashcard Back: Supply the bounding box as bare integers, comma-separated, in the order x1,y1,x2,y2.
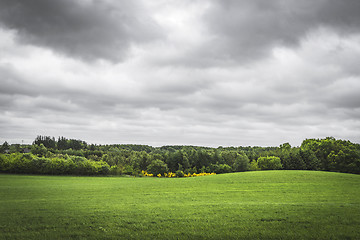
0,0,359,147
0,0,161,61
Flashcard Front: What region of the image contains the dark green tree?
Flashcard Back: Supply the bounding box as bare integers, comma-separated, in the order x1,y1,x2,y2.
0,141,10,153
147,159,169,175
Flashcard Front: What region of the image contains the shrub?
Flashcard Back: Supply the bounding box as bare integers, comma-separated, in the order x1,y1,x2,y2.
213,164,232,174
189,166,198,174
123,165,134,175
97,161,111,175
175,170,185,177
110,165,122,175
257,156,283,170
249,160,260,171
147,159,169,175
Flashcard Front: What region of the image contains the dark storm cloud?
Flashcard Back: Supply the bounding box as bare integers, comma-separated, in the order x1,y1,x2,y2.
318,0,360,31
0,0,162,61
200,0,360,63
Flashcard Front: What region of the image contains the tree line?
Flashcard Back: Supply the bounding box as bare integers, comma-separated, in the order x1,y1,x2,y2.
0,136,359,176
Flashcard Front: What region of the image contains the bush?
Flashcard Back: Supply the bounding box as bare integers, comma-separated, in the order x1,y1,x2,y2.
189,166,198,174
212,164,232,174
175,170,184,177
0,153,110,176
110,165,122,175
123,165,134,175
257,156,283,170
147,159,168,175
249,160,260,171
97,161,111,175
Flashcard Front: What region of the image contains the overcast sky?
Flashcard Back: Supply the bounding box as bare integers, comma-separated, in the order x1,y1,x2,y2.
1,0,360,147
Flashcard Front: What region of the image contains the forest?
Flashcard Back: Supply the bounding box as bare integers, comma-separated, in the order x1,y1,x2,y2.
0,136,359,176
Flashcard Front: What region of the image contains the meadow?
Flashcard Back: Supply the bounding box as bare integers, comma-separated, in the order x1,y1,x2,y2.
0,171,359,239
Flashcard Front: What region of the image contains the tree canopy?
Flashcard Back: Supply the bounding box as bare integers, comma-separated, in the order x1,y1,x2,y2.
0,136,359,176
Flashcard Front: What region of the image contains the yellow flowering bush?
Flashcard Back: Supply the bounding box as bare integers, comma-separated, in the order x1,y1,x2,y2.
141,170,153,177
183,172,216,177
141,170,215,178
164,172,176,178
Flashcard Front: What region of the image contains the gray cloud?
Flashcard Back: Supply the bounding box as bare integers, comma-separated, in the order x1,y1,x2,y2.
317,0,360,31
0,0,359,147
0,0,162,61
0,64,30,96
198,0,360,64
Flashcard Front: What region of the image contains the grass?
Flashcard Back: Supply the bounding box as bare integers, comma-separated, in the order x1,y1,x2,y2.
0,171,359,239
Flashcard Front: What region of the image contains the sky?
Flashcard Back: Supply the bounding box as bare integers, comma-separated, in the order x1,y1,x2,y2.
0,0,360,147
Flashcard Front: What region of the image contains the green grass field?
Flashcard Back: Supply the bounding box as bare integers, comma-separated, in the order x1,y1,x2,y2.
0,171,359,239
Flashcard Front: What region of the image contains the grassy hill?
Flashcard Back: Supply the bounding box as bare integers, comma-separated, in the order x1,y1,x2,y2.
0,171,359,239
